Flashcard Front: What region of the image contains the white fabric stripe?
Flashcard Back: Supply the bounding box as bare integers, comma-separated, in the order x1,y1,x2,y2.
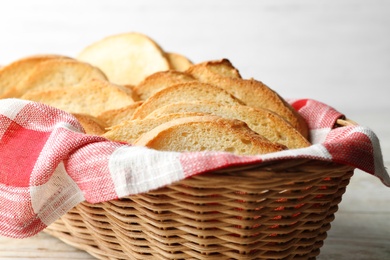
109,146,184,198
0,98,30,120
310,128,331,144
30,162,85,226
54,121,83,133
261,144,333,161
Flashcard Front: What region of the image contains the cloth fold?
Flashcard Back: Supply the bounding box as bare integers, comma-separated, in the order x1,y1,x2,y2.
0,98,388,238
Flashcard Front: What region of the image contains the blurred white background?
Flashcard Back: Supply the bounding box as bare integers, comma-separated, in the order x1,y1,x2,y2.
0,0,389,116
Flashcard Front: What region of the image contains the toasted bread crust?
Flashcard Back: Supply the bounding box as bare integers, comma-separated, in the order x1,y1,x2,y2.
166,52,193,71
133,70,196,101
72,113,107,135
186,59,242,79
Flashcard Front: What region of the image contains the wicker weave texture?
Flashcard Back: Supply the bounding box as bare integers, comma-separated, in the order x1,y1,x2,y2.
45,160,354,260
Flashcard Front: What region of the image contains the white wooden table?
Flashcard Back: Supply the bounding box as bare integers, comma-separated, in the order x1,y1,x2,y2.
0,1,389,259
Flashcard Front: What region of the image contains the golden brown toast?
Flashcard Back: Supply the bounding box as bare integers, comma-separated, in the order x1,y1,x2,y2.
146,101,310,149
103,112,208,144
134,116,287,155
133,70,196,101
131,82,243,119
186,60,309,139
166,52,193,71
21,79,134,117
0,54,72,98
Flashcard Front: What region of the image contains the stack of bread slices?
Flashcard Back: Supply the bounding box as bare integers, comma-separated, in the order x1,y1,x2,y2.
0,32,310,155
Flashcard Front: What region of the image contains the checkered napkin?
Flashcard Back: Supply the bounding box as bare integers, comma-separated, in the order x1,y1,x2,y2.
0,98,388,239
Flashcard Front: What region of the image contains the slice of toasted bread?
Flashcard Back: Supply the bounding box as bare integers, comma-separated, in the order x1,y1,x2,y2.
11,58,107,97
166,52,193,71
0,54,72,98
97,101,143,127
72,113,107,135
133,70,196,100
186,59,242,79
146,101,310,149
103,112,208,143
131,82,243,119
21,79,134,117
77,32,170,85
187,63,308,139
134,115,286,155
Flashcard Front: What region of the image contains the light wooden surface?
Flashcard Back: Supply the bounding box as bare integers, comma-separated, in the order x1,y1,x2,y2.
0,0,389,259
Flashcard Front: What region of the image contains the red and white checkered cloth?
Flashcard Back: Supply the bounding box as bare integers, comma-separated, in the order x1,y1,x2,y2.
0,98,388,239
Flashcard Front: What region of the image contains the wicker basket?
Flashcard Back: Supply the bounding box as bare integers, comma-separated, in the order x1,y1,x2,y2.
44,120,355,260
